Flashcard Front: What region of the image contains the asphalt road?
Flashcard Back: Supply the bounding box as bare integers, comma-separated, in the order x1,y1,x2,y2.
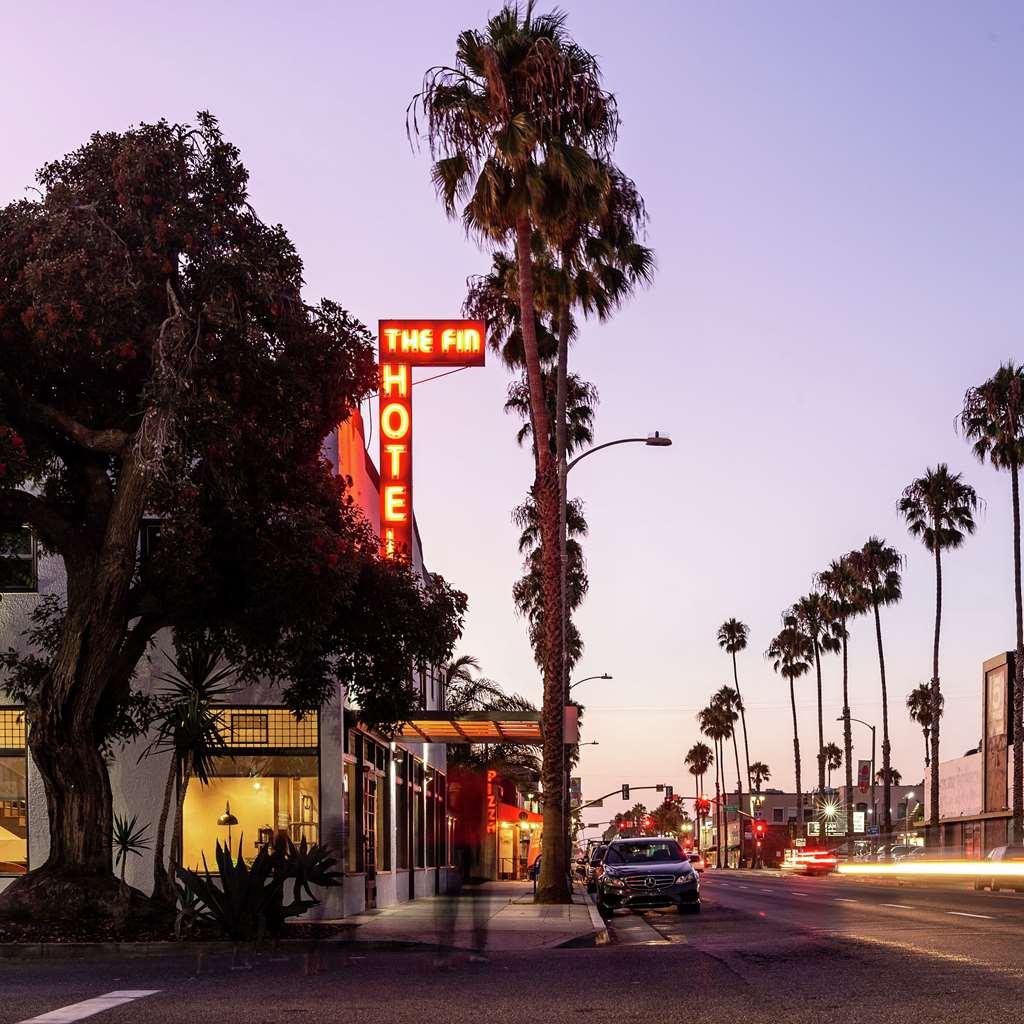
5,872,1024,1024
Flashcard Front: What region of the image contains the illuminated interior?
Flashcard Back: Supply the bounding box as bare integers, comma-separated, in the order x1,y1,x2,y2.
0,709,27,874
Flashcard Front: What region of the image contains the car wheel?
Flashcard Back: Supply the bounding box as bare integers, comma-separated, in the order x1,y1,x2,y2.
678,902,701,915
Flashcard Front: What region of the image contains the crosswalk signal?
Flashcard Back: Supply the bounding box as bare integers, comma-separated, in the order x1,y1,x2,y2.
665,785,674,800
621,784,630,800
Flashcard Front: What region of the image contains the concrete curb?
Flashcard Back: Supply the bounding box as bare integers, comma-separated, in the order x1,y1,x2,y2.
582,893,610,946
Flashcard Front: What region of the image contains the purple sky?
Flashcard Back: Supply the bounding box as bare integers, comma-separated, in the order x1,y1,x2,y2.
6,1,1023,822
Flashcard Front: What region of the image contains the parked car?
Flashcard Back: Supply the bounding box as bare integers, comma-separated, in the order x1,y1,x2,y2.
595,837,700,917
892,845,925,862
585,843,608,893
687,851,706,873
974,845,1024,892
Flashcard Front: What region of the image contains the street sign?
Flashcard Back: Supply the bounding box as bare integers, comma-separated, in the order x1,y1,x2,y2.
794,838,807,847
866,823,880,836
724,804,738,813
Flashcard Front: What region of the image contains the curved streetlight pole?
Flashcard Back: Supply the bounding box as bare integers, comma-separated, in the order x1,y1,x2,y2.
570,673,613,692
559,433,672,874
838,714,877,836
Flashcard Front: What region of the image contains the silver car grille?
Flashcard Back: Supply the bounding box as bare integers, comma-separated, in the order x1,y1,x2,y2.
622,873,675,891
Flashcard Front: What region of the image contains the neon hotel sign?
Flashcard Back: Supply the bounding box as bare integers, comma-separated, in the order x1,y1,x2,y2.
378,319,485,558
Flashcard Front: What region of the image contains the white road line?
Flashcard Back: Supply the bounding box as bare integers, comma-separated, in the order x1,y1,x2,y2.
736,885,749,889
946,911,993,920
881,903,913,909
759,888,774,893
17,990,161,1024
834,898,858,903
789,891,809,896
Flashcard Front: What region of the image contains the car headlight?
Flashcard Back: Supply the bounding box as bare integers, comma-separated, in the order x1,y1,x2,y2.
675,872,695,884
604,876,625,889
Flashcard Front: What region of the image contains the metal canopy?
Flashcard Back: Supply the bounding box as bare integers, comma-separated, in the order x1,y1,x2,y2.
395,710,542,745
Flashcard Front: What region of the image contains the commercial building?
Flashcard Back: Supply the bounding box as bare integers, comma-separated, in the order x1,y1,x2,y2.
0,413,456,915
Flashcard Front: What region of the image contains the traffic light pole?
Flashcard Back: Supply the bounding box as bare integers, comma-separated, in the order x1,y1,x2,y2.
576,784,670,813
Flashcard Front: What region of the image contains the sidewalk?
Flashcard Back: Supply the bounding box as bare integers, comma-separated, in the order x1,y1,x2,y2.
331,881,605,952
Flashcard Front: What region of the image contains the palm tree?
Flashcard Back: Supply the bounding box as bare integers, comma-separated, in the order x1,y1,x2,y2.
444,654,482,691
849,538,903,841
876,767,902,786
749,761,771,806
143,631,235,905
961,362,1024,842
823,742,843,789
712,685,744,820
792,593,841,794
716,619,752,803
413,2,616,903
685,741,713,837
766,618,813,837
698,705,731,867
818,555,867,843
898,464,979,841
907,682,944,770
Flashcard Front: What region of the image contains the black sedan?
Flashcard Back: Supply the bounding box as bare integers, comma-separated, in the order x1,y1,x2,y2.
595,837,700,916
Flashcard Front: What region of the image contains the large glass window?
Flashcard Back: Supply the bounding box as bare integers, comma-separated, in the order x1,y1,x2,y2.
344,760,358,872
0,709,27,874
413,760,425,868
0,526,36,593
180,707,319,872
396,755,409,870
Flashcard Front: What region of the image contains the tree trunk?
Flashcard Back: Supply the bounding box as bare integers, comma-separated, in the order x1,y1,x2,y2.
730,727,742,860
1012,461,1023,845
873,599,893,842
731,651,752,802
841,630,855,845
790,678,802,838
814,643,825,794
152,755,178,905
515,216,566,903
714,751,723,868
930,540,942,844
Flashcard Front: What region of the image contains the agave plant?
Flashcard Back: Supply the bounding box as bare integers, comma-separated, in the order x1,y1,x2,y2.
112,813,151,894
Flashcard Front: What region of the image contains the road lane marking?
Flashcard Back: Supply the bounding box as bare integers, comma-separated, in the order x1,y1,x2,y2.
759,889,774,893
18,990,161,1024
881,903,913,909
736,885,749,889
946,911,993,920
788,891,809,896
834,898,858,903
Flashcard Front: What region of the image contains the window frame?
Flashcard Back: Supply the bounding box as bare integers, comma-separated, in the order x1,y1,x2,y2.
0,706,29,877
0,526,38,593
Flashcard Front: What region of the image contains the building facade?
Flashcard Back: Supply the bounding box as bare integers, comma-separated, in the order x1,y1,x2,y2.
0,413,457,915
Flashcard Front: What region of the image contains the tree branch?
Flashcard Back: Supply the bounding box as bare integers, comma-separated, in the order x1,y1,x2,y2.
21,398,131,454
0,489,75,551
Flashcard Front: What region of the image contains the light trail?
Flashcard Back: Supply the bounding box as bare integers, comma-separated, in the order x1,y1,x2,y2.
837,860,1024,879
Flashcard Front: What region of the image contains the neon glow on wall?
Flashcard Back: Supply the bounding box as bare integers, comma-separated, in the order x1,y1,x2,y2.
378,320,485,558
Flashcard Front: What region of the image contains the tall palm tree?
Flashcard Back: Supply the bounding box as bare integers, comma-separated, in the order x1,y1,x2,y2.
685,742,713,839
143,631,235,905
750,761,771,796
792,593,841,795
907,682,944,770
823,742,843,789
413,2,616,903
898,463,979,841
716,619,752,803
818,555,867,843
850,538,903,840
876,767,902,786
698,705,731,867
961,362,1024,842
766,618,813,837
712,685,744,819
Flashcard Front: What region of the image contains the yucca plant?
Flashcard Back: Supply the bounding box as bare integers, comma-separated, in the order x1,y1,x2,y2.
112,813,151,895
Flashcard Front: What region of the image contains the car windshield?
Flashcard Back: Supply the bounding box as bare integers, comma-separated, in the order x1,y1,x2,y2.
590,846,607,863
688,853,702,861
605,841,684,864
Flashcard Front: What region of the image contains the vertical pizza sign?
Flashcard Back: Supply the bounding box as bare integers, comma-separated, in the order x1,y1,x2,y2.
378,320,486,558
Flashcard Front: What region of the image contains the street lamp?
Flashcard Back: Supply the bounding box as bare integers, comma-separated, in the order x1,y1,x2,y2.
837,714,877,835
570,673,612,692
558,432,672,878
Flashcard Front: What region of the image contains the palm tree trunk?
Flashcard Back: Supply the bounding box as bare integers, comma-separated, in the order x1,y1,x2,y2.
152,756,178,904
730,727,743,862
814,643,825,794
841,630,854,845
731,651,752,802
873,599,893,841
168,764,192,884
1012,460,1023,845
714,748,724,868
790,678,802,838
515,216,567,903
930,540,943,844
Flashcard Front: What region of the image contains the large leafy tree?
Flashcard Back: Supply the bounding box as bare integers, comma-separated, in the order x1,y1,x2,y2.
960,362,1024,843
413,2,617,903
898,464,979,840
0,115,465,918
849,538,903,840
792,593,841,795
766,618,813,837
818,555,866,841
716,618,752,801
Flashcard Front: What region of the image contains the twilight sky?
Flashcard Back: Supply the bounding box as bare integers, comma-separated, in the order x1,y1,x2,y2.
5,1,1022,824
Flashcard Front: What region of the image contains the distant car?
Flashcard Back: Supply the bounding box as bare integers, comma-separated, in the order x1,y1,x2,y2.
892,845,925,863
974,845,1024,892
585,844,608,893
782,848,838,876
687,851,706,873
595,837,700,917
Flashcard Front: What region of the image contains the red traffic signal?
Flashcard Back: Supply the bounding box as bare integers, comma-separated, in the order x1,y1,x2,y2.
754,820,766,836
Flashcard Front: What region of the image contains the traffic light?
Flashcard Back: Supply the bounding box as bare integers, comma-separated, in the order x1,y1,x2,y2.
754,820,766,836
621,784,630,800
665,785,674,800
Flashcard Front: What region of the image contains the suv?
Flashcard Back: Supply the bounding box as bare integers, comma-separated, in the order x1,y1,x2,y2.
595,837,700,917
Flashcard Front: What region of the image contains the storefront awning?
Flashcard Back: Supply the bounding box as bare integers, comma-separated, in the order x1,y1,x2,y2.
396,711,542,745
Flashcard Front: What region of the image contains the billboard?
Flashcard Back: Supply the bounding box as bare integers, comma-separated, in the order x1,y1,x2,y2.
857,759,871,794
378,320,485,557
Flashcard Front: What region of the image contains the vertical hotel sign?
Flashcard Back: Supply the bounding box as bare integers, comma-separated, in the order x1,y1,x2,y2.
378,320,485,558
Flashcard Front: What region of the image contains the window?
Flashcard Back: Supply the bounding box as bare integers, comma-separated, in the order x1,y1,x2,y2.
0,709,27,875
772,807,784,824
396,753,409,870
413,760,425,868
180,708,319,872
139,519,162,560
0,526,36,592
344,761,358,872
